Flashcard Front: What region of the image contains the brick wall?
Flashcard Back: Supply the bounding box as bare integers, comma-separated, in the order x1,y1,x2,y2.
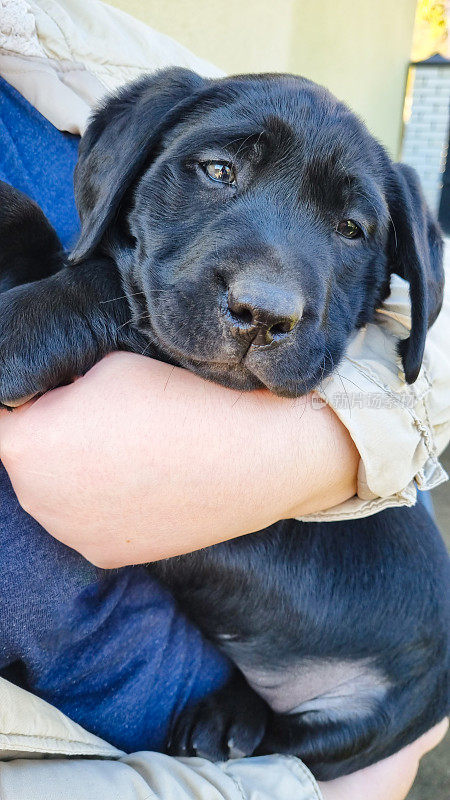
401,65,450,214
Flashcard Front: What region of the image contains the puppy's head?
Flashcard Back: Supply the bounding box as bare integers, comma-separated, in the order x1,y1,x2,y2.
72,69,444,395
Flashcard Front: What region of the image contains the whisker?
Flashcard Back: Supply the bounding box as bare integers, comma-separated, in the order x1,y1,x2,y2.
163,365,176,391
231,391,245,407
140,340,154,357
116,310,151,331
353,189,398,251
386,208,398,252
324,346,353,414
100,291,145,304
223,130,265,162
116,317,135,331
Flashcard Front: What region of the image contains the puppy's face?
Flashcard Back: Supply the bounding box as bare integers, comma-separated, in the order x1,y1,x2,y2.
127,79,389,396
74,71,443,394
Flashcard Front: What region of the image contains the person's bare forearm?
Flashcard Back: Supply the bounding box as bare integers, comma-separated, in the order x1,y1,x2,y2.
0,352,358,567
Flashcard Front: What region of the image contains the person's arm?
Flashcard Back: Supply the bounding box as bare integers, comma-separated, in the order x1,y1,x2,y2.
0,352,358,568
319,719,448,800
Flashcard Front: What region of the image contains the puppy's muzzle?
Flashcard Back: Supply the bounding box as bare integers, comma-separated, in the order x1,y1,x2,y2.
226,278,304,347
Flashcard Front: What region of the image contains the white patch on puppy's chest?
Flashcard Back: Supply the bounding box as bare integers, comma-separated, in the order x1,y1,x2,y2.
243,659,391,719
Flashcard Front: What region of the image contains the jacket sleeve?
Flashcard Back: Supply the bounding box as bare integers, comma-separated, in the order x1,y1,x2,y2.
298,264,450,523
0,678,323,800
0,751,323,800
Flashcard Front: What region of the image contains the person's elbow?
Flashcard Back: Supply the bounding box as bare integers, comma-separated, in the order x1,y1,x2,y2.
81,549,127,570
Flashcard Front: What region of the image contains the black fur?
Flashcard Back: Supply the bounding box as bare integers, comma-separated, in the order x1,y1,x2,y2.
0,70,444,404
0,70,448,779
154,505,449,778
0,182,63,293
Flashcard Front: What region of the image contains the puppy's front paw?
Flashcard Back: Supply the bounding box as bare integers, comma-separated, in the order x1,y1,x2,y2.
168,675,268,761
0,279,102,408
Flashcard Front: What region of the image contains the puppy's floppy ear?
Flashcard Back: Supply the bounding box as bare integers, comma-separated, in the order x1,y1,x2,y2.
71,68,206,263
386,162,444,384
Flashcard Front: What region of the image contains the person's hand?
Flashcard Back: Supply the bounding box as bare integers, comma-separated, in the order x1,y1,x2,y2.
0,351,358,567
318,718,448,800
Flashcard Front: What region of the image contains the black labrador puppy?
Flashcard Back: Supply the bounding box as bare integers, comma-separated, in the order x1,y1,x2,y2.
0,69,448,780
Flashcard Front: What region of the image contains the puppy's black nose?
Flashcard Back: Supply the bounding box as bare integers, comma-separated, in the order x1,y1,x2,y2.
227,280,303,346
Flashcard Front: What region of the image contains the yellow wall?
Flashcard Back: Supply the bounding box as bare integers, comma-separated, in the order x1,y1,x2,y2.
105,0,417,157
289,1,417,157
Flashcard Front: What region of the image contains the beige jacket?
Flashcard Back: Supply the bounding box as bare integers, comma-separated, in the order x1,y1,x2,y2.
0,1,448,796
0,678,323,800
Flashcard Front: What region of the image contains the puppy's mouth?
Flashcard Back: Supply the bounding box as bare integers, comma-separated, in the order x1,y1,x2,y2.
137,322,324,398
183,354,325,397
139,325,265,389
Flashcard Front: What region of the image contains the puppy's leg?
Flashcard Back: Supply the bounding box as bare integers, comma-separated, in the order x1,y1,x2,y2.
167,655,388,769
0,181,63,292
0,259,141,407
155,508,449,777
168,671,268,760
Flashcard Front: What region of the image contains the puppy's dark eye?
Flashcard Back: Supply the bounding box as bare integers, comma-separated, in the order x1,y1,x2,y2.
203,161,237,186
336,219,363,239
